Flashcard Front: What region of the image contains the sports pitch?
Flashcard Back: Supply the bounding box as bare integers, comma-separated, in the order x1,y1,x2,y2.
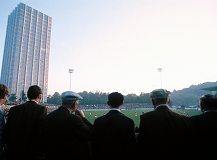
83,109,202,127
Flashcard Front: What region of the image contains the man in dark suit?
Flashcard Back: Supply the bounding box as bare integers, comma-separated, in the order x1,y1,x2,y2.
44,91,95,159
91,92,136,159
2,85,47,159
137,89,192,158
190,94,217,158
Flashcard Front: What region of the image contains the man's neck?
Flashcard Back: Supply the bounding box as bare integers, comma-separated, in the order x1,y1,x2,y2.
62,105,74,113
110,106,121,112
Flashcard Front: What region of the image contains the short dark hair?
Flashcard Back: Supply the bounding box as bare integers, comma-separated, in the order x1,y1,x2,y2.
27,85,42,99
108,92,124,108
200,94,217,109
0,84,9,99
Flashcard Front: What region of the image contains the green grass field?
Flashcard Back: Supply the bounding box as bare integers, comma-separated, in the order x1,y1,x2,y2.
83,109,202,127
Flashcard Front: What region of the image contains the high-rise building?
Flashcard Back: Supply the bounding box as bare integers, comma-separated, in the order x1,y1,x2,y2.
1,3,52,102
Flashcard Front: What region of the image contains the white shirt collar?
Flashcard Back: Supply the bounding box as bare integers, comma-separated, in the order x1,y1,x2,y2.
66,107,71,113
155,104,169,109
29,100,38,104
110,108,121,112
204,110,217,113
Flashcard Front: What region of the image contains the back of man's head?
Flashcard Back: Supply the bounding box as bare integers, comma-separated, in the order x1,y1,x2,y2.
0,84,9,99
108,92,124,108
27,85,42,100
150,89,171,104
200,94,217,110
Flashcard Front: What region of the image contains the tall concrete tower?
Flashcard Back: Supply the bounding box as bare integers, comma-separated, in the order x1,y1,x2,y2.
1,3,52,102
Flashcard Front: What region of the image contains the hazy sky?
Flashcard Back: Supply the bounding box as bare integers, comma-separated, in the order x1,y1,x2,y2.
0,0,217,96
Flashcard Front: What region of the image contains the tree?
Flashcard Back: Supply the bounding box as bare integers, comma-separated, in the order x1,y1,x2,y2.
21,90,27,102
124,93,138,103
47,94,52,102
138,92,151,103
9,93,17,101
78,91,109,105
47,92,62,105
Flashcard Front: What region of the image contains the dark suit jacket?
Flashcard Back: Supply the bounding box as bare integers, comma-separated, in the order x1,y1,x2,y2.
190,111,217,158
44,106,95,159
91,110,136,159
2,101,47,159
137,105,193,158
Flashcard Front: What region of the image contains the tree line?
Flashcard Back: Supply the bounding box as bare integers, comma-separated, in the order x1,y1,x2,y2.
7,81,216,106
46,91,202,106
47,91,152,106
47,81,217,106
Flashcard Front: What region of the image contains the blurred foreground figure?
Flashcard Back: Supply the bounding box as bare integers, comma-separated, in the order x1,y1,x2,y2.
137,89,192,158
91,92,136,158
190,94,217,158
44,91,95,159
2,85,47,159
0,84,9,159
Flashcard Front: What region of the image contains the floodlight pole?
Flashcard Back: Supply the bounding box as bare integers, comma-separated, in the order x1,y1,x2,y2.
69,69,74,91
157,68,163,88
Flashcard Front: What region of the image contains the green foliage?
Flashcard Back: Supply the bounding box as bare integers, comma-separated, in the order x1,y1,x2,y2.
47,92,62,105
172,81,217,97
9,93,17,101
170,81,217,106
46,81,217,105
170,94,200,106
124,93,138,103
139,93,151,103
79,91,109,105
47,91,151,105
21,90,27,102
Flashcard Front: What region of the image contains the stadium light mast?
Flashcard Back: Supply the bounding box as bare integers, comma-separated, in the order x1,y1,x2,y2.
69,69,74,91
157,68,163,88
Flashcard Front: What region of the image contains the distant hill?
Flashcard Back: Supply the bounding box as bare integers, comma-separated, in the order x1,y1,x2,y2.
172,81,217,96
170,81,217,106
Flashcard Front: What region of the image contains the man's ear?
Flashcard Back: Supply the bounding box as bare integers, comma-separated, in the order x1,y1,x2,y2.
200,103,204,112
120,101,124,106
72,100,79,108
2,94,7,103
151,98,155,105
107,101,110,106
3,94,7,99
37,94,41,99
167,98,170,104
75,100,79,107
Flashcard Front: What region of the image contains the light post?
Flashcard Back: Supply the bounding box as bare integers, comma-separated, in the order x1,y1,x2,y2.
69,69,74,91
157,68,163,88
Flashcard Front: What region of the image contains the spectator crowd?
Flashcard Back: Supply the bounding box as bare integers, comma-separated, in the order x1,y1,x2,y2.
0,84,216,159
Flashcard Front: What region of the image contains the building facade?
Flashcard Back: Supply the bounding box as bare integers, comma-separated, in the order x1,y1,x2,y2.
1,3,52,102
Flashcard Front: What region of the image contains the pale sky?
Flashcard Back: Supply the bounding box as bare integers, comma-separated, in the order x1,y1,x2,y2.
0,0,217,96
